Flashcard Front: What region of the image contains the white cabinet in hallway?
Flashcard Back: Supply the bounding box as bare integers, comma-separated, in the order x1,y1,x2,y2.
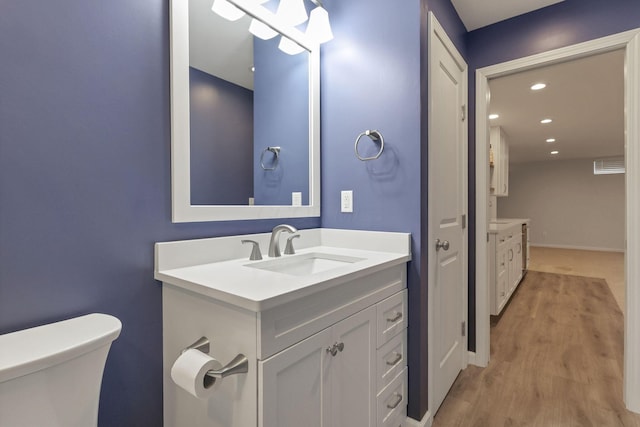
489,219,530,315
490,126,510,197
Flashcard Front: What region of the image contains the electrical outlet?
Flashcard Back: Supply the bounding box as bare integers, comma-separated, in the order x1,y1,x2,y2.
292,192,302,206
341,190,353,213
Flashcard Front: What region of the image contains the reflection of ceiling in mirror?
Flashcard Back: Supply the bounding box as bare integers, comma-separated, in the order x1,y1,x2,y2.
189,0,254,90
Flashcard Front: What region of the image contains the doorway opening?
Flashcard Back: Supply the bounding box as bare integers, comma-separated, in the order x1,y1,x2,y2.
474,29,640,412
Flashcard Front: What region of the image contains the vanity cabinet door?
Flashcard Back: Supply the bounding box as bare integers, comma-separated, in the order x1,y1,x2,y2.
259,328,333,427
259,307,377,427
331,306,376,427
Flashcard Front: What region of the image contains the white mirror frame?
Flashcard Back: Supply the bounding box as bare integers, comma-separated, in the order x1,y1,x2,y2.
170,0,321,222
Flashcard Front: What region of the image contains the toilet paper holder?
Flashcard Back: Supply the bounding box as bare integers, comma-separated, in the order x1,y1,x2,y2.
183,337,249,379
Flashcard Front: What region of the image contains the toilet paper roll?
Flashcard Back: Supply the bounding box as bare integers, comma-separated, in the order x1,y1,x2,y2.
171,349,223,399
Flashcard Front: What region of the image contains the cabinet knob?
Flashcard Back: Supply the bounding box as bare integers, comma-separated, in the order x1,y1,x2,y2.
326,342,345,357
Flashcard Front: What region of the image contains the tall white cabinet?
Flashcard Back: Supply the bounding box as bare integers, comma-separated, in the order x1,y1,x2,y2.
490,126,509,197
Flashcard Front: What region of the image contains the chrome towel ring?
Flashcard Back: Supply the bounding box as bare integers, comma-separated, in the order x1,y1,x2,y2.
260,146,281,170
354,130,384,161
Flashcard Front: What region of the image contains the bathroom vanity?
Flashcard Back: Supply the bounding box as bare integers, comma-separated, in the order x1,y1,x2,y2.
155,228,411,427
489,219,530,315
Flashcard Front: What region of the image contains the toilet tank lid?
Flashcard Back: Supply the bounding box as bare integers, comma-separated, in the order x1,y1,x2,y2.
0,313,122,383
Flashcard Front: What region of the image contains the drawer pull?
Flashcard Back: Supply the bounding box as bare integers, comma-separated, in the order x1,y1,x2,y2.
387,312,403,323
386,392,403,409
386,352,403,366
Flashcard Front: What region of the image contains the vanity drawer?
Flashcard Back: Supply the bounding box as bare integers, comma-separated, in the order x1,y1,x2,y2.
258,265,406,359
376,290,407,348
376,332,406,393
377,368,407,427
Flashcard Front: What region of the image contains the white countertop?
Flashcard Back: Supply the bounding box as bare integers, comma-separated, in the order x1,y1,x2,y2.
154,229,411,312
489,218,530,233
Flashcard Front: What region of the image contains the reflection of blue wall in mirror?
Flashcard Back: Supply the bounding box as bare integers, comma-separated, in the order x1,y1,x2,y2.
253,36,310,206
189,67,254,205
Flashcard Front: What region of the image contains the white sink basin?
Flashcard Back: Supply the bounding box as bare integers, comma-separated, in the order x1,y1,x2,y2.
246,252,365,276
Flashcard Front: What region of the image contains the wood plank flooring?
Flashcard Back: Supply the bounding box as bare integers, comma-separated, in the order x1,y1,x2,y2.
529,246,624,311
432,271,640,427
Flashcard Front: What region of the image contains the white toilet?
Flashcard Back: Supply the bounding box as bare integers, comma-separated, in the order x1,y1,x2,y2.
0,313,122,427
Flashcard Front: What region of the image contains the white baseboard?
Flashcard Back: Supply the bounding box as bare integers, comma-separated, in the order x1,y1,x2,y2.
467,350,477,366
531,243,624,253
406,410,433,427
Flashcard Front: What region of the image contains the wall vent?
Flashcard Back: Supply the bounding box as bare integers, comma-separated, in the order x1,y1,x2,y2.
593,156,625,175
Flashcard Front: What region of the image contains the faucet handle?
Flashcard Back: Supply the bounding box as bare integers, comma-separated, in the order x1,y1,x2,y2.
241,240,263,261
284,234,300,255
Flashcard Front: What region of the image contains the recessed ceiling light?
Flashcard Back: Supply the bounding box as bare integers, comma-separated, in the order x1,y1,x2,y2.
531,83,547,91
551,150,559,155
546,138,556,143
541,118,553,124
489,114,499,120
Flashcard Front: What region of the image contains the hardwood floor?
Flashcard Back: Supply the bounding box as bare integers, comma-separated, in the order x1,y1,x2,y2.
528,246,624,311
432,271,640,426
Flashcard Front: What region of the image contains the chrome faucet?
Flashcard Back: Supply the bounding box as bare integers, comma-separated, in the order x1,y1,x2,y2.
268,224,298,257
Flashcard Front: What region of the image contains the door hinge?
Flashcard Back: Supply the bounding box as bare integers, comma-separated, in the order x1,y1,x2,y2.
461,214,466,229
461,104,466,122
461,321,466,337
487,232,490,243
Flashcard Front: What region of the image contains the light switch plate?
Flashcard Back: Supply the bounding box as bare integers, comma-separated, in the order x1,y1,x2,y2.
341,190,353,213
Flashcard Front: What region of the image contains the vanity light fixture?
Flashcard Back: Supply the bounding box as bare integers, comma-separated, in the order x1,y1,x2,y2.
249,19,278,40
489,114,499,120
540,118,553,124
278,36,306,55
306,2,333,43
211,0,245,21
550,150,559,155
531,83,547,91
546,138,556,143
213,0,333,55
276,0,308,26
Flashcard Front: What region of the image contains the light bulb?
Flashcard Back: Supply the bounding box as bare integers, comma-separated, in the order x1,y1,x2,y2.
276,0,308,26
278,36,305,55
211,0,245,21
306,6,333,44
249,19,278,40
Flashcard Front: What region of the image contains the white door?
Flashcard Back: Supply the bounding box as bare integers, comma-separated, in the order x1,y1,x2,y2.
331,306,376,427
428,13,468,415
259,328,332,427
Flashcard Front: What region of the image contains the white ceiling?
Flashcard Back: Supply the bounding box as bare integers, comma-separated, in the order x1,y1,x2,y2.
451,0,565,31
189,0,255,90
488,49,625,164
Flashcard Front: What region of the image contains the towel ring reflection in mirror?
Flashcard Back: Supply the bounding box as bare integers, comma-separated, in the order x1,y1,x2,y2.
260,146,281,171
354,130,384,161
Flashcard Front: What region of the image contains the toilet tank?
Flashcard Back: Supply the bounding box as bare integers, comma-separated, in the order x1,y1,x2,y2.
0,313,122,427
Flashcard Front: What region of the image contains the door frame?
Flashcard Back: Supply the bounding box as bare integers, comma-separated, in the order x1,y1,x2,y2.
427,11,469,419
474,28,640,412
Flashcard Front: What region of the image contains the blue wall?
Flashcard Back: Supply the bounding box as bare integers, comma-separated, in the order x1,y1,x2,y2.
11,0,636,424
320,0,466,419
0,0,319,425
253,36,310,205
189,67,254,205
465,0,640,352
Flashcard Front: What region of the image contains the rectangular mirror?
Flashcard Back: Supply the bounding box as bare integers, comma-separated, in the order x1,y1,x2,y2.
171,0,320,222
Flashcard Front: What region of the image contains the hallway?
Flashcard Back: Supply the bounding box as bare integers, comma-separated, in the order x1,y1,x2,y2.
432,268,640,426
